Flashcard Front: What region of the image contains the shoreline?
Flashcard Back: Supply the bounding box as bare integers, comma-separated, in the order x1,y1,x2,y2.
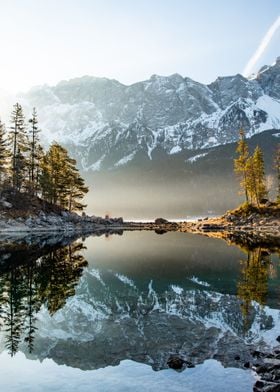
0,205,279,246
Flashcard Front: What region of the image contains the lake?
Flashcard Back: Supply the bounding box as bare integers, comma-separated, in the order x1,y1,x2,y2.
0,230,279,391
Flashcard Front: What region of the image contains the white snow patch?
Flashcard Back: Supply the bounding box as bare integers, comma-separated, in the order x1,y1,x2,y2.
87,155,105,171
169,145,182,155
147,280,160,310
187,152,208,163
115,273,136,289
88,268,105,286
190,276,211,287
115,152,136,167
256,95,280,129
170,285,184,295
207,136,218,144
247,303,280,346
146,129,159,159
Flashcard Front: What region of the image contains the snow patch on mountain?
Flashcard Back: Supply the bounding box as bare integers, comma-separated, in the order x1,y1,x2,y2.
88,268,106,286
190,276,211,287
256,95,280,128
187,153,208,163
115,152,136,167
169,145,182,154
170,285,184,295
86,155,105,172
115,273,136,288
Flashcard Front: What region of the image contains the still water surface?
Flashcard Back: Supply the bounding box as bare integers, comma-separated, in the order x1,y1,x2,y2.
0,231,279,391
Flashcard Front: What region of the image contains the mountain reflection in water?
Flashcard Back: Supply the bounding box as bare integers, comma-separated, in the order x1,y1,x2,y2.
0,231,279,374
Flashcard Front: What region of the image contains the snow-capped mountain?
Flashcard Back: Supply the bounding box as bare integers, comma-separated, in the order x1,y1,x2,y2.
17,57,280,171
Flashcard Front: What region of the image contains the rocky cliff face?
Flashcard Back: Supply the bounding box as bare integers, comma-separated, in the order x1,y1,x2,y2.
18,58,280,171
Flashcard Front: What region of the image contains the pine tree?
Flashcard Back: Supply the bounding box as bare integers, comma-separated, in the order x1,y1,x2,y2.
252,146,267,206
234,129,249,203
2,266,26,356
28,108,42,195
14,149,26,191
40,143,66,205
244,156,256,204
0,119,9,186
34,144,44,196
9,103,28,190
243,146,267,206
68,173,89,212
37,241,87,314
275,144,280,204
23,260,39,353
40,143,88,210
238,247,270,331
64,156,89,212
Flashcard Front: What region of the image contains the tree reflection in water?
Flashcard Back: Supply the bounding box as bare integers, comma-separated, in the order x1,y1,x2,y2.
0,240,87,356
237,246,279,332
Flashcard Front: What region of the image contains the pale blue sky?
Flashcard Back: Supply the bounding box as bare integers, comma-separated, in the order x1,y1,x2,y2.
0,0,279,92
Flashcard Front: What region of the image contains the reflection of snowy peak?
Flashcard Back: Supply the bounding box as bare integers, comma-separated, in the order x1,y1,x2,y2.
14,267,280,371
16,58,280,171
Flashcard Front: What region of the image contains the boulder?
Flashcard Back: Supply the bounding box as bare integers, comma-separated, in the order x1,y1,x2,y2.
167,355,194,371
167,356,186,370
155,229,167,235
155,218,169,224
112,217,123,224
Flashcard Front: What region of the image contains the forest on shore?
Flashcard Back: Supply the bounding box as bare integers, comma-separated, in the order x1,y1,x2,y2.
0,103,88,212
234,129,279,210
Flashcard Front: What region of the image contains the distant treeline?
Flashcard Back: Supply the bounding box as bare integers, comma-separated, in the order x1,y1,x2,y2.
234,129,280,206
0,103,88,211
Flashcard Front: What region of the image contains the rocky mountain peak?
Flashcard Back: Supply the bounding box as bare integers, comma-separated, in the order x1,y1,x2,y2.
12,56,280,171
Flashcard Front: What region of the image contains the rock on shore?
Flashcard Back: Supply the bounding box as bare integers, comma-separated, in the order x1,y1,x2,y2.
0,189,124,233
0,210,124,233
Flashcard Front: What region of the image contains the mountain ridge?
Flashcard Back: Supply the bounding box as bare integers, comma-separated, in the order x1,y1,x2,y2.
13,57,280,172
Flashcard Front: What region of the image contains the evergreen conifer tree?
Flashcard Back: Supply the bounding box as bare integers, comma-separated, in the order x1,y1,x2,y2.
23,260,39,353
244,156,256,204
275,144,280,204
14,148,26,191
234,129,249,203
9,103,28,190
252,146,267,206
0,119,9,186
28,108,42,194
64,156,89,211
238,247,270,331
2,266,26,356
40,143,88,210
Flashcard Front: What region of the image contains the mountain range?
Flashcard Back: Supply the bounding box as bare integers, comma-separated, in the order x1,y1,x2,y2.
1,58,280,217
18,57,280,170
